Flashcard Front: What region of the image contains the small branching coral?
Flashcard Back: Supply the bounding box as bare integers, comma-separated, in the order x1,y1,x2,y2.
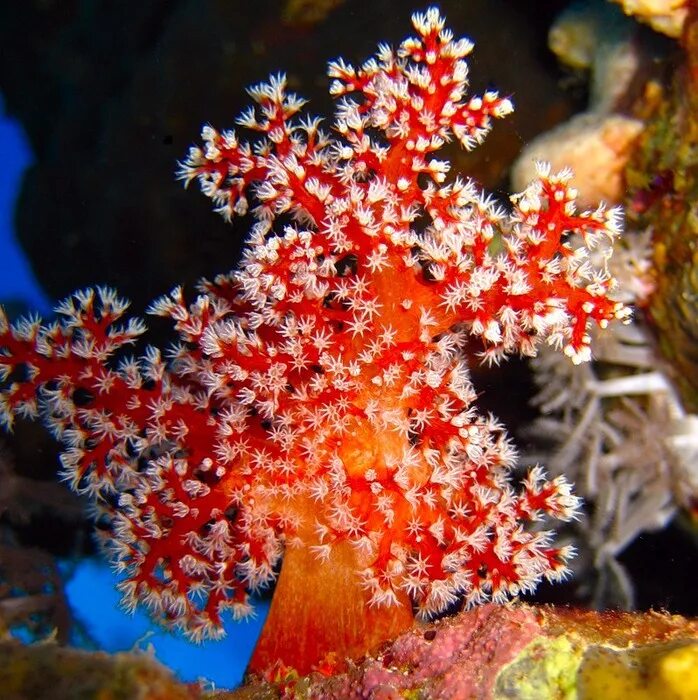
0,8,628,674
530,213,698,609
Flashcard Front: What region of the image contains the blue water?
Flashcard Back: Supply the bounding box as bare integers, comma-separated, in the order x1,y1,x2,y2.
1,94,264,688
65,559,267,688
0,95,50,313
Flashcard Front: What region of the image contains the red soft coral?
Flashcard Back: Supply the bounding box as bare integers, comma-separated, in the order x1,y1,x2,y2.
1,7,628,674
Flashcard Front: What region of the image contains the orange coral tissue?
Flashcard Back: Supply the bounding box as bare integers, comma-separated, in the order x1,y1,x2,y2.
0,7,629,676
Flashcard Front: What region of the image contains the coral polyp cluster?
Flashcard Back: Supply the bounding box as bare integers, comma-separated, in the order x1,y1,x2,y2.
1,8,628,672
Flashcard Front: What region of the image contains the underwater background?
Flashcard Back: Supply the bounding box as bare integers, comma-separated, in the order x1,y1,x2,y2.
1,0,697,691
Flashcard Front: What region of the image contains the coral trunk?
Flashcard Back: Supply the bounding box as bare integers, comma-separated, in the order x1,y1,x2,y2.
247,539,413,676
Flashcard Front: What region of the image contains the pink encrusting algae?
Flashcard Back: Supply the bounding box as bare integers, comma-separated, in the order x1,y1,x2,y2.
0,7,628,674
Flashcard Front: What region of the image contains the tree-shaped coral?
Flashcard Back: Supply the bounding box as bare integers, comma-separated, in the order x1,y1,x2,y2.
1,7,628,674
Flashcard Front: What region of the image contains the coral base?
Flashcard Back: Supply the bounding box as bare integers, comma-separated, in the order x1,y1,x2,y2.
247,540,413,676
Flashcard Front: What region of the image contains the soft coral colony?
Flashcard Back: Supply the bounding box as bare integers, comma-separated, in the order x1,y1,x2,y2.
0,7,628,674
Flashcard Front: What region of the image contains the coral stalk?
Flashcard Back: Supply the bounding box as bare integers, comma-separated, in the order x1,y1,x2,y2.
249,536,413,674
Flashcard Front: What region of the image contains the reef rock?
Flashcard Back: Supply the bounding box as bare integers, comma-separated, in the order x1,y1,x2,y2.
611,0,689,37
512,112,643,208
3,603,697,699
512,0,646,207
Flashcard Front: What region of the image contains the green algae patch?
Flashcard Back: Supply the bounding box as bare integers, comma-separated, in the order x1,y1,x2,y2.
495,634,583,699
